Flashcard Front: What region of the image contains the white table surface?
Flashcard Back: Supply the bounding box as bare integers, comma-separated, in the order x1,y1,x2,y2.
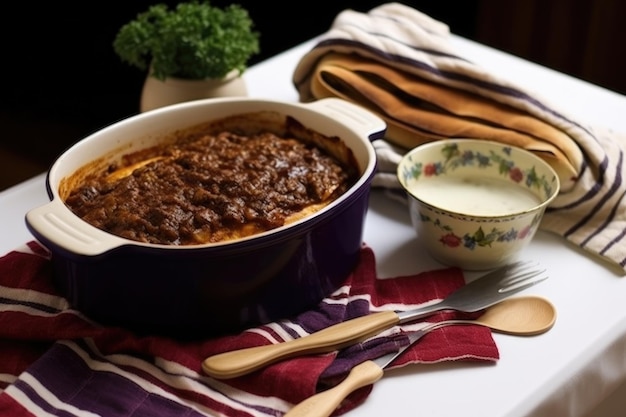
2,36,626,417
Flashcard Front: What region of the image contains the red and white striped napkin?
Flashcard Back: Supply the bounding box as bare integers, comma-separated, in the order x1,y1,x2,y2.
0,241,497,416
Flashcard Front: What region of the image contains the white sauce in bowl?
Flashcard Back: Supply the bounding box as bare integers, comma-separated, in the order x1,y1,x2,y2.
410,176,541,216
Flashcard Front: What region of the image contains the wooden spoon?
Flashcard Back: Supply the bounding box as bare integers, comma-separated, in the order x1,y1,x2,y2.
283,295,556,417
203,295,556,381
460,294,556,335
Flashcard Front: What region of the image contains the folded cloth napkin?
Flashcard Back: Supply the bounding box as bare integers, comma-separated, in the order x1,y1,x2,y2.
292,2,626,273
0,241,498,417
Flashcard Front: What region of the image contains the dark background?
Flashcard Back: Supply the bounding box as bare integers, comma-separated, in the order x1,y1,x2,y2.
1,0,624,191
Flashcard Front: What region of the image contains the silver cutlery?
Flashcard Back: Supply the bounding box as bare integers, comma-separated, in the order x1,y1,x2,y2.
282,294,557,417
202,260,547,379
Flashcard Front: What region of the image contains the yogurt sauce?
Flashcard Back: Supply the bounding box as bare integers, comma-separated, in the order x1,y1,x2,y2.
410,176,541,216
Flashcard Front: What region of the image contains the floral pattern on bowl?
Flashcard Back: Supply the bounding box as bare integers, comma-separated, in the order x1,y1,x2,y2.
397,139,560,270
421,211,541,250
400,143,556,198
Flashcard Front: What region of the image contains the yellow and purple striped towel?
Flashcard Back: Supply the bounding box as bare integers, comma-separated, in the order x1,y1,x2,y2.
293,2,626,273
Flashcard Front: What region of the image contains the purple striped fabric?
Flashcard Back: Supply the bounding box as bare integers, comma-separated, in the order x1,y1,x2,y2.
292,3,626,272
0,242,498,416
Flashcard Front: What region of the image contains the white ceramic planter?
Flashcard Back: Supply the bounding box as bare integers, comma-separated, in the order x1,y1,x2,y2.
140,70,247,112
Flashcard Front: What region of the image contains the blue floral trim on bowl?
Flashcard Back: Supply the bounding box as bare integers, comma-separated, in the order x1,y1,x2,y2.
401,143,555,197
420,212,542,249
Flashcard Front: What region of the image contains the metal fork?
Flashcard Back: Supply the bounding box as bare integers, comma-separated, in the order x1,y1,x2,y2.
202,260,547,379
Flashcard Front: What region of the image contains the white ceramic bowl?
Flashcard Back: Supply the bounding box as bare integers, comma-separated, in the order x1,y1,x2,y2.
397,139,560,270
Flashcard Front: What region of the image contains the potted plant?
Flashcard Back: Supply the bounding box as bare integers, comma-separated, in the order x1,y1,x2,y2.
113,0,260,112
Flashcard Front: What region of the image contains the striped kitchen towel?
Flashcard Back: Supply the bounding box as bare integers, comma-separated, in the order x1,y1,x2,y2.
0,241,497,417
292,2,626,273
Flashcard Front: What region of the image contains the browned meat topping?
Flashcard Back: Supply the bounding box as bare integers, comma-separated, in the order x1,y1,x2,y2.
65,130,357,245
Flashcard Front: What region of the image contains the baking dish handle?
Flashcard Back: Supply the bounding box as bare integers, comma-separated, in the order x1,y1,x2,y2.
308,98,387,142
25,199,124,257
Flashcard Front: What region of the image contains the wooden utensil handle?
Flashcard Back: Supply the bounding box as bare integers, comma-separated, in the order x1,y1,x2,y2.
202,310,399,379
284,360,384,417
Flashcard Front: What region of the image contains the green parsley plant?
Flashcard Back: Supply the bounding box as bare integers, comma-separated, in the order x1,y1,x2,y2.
113,1,260,80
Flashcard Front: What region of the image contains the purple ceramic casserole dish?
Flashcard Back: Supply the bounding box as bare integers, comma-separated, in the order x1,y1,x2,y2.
25,97,386,337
